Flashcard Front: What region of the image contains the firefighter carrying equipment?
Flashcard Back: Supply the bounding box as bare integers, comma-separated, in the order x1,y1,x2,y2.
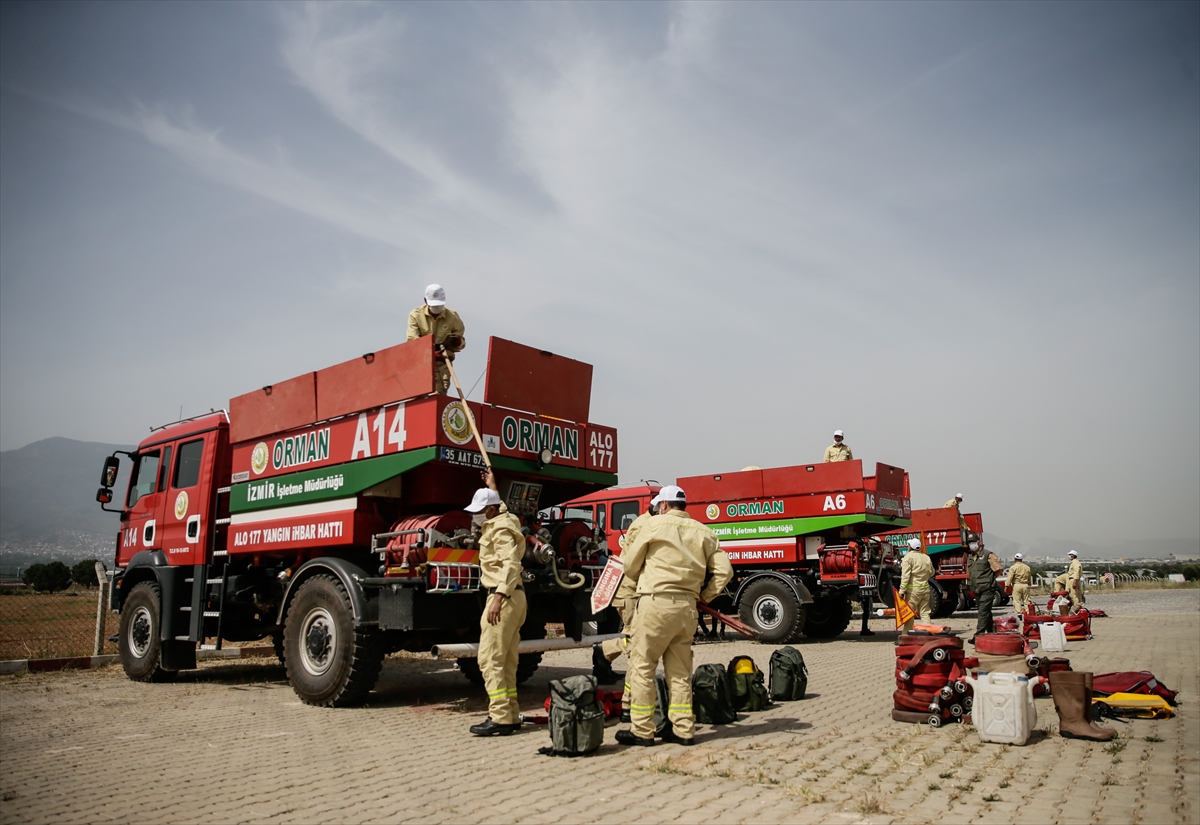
540,675,605,757
691,663,737,725
769,647,808,701
1092,693,1175,720
727,656,771,712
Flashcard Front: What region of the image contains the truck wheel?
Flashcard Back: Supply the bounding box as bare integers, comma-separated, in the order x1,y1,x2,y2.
877,572,895,609
738,578,804,644
119,582,177,682
457,652,542,686
801,593,853,639
283,575,383,707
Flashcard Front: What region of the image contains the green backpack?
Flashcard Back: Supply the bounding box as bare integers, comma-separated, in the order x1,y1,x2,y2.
547,675,605,756
727,655,771,712
692,663,738,725
769,646,808,701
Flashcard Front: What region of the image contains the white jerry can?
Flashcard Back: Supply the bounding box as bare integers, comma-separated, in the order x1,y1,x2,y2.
966,671,1036,745
1040,621,1067,653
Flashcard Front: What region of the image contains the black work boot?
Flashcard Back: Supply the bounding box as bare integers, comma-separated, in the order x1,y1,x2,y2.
592,643,622,685
469,717,521,737
615,729,655,747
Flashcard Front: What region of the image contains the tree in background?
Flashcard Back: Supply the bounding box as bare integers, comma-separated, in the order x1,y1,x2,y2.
21,561,72,592
71,559,102,587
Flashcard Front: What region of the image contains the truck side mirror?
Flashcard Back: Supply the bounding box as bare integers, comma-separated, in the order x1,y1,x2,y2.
102,456,120,488
96,487,113,504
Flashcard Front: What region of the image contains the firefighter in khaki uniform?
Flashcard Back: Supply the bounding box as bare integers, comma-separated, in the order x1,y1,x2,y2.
823,430,853,463
618,485,733,747
594,501,656,723
406,284,465,394
1006,553,1033,617
944,493,968,530
1067,550,1085,612
467,471,527,737
899,537,935,632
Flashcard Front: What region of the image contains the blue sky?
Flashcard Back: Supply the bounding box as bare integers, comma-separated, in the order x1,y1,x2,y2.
1,1,1197,546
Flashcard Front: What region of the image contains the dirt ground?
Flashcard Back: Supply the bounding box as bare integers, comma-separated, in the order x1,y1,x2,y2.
1,593,1196,825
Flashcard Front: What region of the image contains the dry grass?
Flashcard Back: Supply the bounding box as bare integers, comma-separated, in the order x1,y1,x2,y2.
0,589,110,660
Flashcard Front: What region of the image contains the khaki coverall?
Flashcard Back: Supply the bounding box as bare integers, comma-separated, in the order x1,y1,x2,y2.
601,510,651,718
623,510,733,740
1053,572,1070,593
477,504,527,725
406,305,465,394
1067,558,1085,611
1006,561,1033,616
823,442,853,463
944,499,969,530
900,550,935,631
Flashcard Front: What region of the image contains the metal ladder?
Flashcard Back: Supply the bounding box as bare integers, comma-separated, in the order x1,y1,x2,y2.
179,486,232,650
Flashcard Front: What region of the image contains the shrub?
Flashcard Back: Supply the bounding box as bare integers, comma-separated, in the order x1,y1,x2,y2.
71,559,102,587
22,561,72,592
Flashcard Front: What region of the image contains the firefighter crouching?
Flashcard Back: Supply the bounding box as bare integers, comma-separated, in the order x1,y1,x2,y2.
900,537,934,632
1006,553,1033,617
406,283,465,394
594,501,656,723
618,485,733,746
467,470,527,737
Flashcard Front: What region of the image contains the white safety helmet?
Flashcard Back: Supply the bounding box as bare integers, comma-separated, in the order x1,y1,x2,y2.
465,488,502,513
955,493,963,500
834,430,844,438
650,485,686,506
424,284,447,306
1068,549,1078,557
1014,553,1023,561
907,538,922,551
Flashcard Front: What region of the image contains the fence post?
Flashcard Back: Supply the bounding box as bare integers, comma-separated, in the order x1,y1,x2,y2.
94,562,108,656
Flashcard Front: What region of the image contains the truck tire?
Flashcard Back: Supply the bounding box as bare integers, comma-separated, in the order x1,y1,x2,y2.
119,582,177,682
738,578,804,644
283,574,383,707
801,592,852,639
456,653,542,686
930,586,952,619
877,572,895,608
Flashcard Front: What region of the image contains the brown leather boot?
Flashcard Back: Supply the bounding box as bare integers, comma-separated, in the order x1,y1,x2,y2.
1049,671,1116,741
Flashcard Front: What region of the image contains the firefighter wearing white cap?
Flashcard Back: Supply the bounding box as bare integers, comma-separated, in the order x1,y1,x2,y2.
406,284,465,394
944,493,969,531
1067,550,1085,612
823,430,853,463
618,485,733,746
467,470,527,736
899,537,935,632
1006,553,1033,617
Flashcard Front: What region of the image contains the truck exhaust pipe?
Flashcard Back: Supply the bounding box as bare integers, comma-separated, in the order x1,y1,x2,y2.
432,633,620,660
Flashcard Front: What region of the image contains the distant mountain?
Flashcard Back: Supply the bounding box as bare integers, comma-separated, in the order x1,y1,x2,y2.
0,437,133,559
982,533,1198,562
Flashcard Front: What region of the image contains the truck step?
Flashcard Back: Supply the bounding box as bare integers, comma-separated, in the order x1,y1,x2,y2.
175,636,192,641
212,551,228,557
217,487,231,494
199,644,218,650
215,518,231,526
180,606,192,612
206,578,225,585
203,611,221,617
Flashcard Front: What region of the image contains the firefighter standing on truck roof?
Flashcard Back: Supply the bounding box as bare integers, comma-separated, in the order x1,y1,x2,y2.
1067,549,1085,612
823,430,853,463
900,537,934,632
467,469,527,737
618,485,733,747
1007,553,1033,617
594,499,655,722
967,534,999,643
406,284,465,394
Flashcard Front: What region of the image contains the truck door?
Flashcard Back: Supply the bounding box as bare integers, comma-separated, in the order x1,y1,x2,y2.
160,437,210,565
120,447,170,564
609,499,643,553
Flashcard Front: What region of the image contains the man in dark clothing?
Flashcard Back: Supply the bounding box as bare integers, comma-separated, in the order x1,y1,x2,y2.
967,534,997,642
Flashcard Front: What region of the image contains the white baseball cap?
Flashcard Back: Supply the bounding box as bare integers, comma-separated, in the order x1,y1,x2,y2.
424,284,447,306
651,485,686,506
1014,553,1023,560
1068,549,1078,557
907,538,922,550
465,487,502,513
834,430,844,438
956,493,963,500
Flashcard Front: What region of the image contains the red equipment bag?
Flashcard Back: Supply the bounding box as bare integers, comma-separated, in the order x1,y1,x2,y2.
1092,671,1178,705
1026,610,1092,640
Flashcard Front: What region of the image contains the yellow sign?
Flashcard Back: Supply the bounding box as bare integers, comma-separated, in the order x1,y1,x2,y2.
893,587,915,629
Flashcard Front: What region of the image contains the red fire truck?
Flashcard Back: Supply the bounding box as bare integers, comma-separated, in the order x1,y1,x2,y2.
95,336,620,706
874,507,997,617
556,460,912,643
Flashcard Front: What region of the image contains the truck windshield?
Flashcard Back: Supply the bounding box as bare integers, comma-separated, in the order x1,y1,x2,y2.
127,451,160,507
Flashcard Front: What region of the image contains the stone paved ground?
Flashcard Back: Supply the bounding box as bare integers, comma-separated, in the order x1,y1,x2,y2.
1,593,1196,824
